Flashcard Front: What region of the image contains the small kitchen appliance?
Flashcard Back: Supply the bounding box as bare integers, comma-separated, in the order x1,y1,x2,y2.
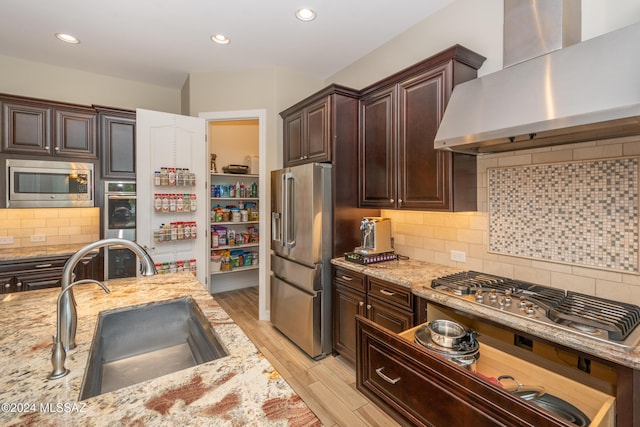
355,217,393,254
6,159,94,208
344,217,395,265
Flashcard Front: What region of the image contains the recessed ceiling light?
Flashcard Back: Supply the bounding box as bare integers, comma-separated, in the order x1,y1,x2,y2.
211,34,230,45
55,33,80,44
296,8,316,22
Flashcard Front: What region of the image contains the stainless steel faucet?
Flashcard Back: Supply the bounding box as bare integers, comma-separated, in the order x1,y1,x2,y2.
48,279,110,380
59,238,157,351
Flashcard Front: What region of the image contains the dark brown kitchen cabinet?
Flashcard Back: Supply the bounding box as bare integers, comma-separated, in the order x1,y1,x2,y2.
16,268,64,291
359,45,485,211
333,266,413,366
0,94,97,159
0,98,51,155
282,97,330,166
54,106,97,158
280,85,359,167
0,252,102,294
96,106,136,178
356,316,614,427
0,273,16,294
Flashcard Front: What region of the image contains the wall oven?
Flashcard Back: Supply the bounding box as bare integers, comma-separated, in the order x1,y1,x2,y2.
103,181,137,279
6,159,94,207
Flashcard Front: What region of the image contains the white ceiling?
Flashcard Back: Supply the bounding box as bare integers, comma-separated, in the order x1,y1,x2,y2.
0,0,455,89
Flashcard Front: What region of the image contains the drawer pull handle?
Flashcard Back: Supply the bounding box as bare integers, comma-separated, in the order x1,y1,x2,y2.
340,275,353,281
35,263,53,268
376,367,401,384
380,289,395,296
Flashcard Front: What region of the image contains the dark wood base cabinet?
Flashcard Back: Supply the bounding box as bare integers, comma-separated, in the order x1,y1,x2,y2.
356,316,615,427
0,253,102,294
333,267,414,366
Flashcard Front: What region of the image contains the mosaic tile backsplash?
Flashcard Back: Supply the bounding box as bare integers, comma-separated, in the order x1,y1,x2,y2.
488,158,639,272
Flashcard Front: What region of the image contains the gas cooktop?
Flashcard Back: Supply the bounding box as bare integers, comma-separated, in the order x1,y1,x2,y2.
431,271,640,350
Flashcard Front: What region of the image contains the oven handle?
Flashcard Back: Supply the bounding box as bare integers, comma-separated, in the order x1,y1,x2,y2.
107,195,137,199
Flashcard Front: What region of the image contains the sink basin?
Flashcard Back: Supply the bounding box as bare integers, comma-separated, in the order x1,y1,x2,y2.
79,296,228,400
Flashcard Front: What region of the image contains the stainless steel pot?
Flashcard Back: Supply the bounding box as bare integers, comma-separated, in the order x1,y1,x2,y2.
427,319,467,348
414,322,480,372
446,349,480,372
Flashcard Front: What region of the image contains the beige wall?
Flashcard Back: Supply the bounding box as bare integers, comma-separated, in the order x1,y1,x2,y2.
0,55,181,113
0,208,100,248
326,0,640,88
186,67,324,172
209,120,259,168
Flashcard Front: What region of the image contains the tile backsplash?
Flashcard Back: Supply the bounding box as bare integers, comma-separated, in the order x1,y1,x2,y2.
0,208,99,248
488,158,639,273
384,136,640,303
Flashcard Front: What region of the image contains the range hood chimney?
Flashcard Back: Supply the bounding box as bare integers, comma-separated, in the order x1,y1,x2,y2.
435,1,640,154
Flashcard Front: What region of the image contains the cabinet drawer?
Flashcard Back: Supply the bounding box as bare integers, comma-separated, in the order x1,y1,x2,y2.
16,267,64,291
333,267,365,292
368,278,412,310
357,316,614,427
367,296,413,333
400,323,615,427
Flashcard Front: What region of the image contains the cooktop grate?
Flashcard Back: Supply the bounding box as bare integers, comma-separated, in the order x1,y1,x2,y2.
549,292,640,341
431,271,517,294
431,271,640,342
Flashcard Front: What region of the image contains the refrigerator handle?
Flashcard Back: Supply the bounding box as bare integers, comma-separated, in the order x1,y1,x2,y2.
271,212,281,244
284,172,296,249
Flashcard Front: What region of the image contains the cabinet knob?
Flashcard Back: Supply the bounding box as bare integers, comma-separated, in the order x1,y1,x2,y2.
54,146,59,151
398,198,403,205
358,301,364,306
16,282,22,287
4,283,10,288
44,146,50,150
366,304,372,310
390,198,394,203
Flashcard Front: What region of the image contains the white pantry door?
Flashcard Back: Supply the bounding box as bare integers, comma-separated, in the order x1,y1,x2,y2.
136,108,208,287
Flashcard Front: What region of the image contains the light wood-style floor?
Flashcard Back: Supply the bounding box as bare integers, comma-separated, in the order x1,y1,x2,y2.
215,286,401,427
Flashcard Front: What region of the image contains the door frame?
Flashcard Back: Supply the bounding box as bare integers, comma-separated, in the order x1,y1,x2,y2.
199,109,269,321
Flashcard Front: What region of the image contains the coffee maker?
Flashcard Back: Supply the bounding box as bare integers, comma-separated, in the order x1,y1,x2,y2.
355,217,393,255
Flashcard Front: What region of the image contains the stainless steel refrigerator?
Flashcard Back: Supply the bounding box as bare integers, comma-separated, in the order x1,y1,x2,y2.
270,163,332,359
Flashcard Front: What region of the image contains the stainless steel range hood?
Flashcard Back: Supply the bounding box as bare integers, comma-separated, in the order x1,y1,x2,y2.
434,20,640,154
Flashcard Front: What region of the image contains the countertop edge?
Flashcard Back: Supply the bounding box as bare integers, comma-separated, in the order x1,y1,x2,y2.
331,257,640,370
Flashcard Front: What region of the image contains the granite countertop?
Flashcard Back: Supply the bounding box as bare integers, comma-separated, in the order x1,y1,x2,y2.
331,257,640,370
0,273,320,426
0,244,92,261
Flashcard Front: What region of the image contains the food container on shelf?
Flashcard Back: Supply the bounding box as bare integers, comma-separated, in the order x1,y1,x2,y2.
211,254,221,272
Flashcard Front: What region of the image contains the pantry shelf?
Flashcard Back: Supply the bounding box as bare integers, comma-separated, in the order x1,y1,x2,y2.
210,265,259,275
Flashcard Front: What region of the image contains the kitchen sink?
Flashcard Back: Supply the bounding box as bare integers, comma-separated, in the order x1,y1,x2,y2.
79,296,228,400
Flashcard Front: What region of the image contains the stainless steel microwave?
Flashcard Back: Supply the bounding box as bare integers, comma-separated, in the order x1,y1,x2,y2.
6,159,94,207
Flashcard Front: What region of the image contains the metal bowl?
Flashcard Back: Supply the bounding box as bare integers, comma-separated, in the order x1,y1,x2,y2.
427,319,467,348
